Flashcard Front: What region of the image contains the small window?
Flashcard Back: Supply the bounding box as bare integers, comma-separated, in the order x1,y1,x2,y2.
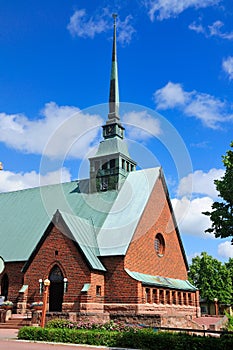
102,162,108,170
110,159,115,168
145,288,151,303
154,233,165,256
96,285,101,296
100,178,108,191
166,290,170,304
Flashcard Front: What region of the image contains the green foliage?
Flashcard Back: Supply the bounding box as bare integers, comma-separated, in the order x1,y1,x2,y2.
224,313,233,331
46,319,142,332
203,141,233,241
18,326,233,349
188,252,233,305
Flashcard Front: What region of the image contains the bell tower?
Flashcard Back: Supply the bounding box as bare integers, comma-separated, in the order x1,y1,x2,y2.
89,14,136,193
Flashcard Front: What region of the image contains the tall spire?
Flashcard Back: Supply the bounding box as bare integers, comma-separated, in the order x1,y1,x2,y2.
108,13,120,122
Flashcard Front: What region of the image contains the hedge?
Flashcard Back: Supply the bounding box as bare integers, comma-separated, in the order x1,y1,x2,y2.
18,326,233,349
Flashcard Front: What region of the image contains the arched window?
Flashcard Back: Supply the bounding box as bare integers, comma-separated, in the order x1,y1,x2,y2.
154,233,165,256
1,273,9,301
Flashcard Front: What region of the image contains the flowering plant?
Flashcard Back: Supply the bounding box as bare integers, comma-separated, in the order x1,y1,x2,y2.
1,300,13,309
2,300,13,306
30,301,43,308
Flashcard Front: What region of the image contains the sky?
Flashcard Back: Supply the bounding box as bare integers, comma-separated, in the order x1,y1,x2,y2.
0,0,233,264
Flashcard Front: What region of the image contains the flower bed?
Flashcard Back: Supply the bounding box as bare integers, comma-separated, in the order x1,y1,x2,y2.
1,300,13,309
30,301,43,310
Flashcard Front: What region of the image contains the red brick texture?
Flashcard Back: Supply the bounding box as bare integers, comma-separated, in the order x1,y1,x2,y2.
24,225,104,309
125,176,188,280
100,256,140,304
0,262,24,304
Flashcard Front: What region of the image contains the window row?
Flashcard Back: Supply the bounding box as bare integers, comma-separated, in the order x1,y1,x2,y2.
144,287,194,306
94,159,135,172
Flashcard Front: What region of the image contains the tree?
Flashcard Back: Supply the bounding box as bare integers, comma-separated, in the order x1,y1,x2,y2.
203,141,233,241
188,252,233,309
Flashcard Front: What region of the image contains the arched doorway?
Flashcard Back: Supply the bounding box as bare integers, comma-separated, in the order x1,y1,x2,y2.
1,274,9,301
49,265,64,312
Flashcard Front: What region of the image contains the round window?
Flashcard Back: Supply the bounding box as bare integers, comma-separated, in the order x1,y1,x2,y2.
154,233,165,256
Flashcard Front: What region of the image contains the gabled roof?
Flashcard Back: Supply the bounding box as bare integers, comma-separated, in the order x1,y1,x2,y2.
54,210,106,271
125,269,197,291
0,167,188,271
97,167,161,256
0,180,117,262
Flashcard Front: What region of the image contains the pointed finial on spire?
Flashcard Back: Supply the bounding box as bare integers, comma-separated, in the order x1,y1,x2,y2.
108,13,120,122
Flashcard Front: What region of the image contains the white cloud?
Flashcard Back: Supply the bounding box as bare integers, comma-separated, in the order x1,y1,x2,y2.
171,168,225,237
117,15,136,45
172,196,214,237
208,21,233,40
0,168,71,193
0,102,103,159
67,9,109,39
188,21,205,34
154,82,233,129
144,0,220,21
154,82,187,109
67,9,135,45
177,168,224,198
189,20,233,40
222,56,233,80
123,110,161,140
218,241,233,259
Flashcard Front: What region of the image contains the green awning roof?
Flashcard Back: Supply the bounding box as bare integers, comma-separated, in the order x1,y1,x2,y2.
125,269,197,291
81,283,90,292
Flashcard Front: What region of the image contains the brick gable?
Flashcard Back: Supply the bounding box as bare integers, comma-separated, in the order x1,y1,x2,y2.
124,176,188,280
24,225,96,306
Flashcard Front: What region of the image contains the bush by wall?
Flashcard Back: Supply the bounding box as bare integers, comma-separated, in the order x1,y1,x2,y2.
18,326,233,349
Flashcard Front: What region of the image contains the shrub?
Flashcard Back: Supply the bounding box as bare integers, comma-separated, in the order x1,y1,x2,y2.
225,312,233,331
18,326,233,349
45,319,142,332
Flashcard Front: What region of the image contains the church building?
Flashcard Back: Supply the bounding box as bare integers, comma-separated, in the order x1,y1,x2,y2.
0,15,200,326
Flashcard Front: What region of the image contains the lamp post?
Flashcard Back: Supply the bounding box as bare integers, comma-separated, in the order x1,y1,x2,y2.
214,297,218,316
40,278,50,328
38,279,43,295
63,278,68,293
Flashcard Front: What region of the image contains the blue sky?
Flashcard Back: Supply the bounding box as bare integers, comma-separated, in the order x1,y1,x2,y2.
0,0,233,263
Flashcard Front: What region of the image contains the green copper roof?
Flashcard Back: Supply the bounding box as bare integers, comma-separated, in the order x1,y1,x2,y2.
55,210,106,271
0,167,188,272
0,180,117,262
93,137,131,159
125,269,197,291
97,168,161,256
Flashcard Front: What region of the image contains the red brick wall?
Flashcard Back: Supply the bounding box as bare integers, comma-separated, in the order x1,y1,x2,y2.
0,262,25,304
101,256,140,304
125,176,188,280
24,225,104,305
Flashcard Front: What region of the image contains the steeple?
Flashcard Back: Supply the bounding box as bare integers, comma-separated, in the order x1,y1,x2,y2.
89,14,136,193
108,13,119,122
103,14,124,140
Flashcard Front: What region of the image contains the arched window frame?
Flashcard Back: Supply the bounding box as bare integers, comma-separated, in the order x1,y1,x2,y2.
154,233,165,257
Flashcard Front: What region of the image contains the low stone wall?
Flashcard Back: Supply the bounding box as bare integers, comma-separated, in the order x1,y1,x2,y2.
110,313,161,327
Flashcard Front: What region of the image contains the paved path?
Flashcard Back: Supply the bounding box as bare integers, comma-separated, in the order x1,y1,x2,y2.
0,329,132,350
0,340,111,350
